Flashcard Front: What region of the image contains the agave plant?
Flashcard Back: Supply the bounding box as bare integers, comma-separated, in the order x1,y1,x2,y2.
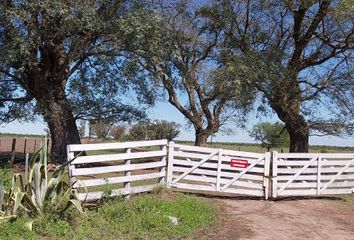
0,139,84,222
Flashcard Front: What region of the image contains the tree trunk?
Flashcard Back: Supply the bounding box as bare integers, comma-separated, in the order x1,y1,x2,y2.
34,86,81,163
195,129,209,146
286,121,309,153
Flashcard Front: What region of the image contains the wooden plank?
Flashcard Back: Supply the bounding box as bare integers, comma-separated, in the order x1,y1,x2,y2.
272,151,278,198
216,149,222,191
278,188,354,196
72,160,166,176
173,174,263,189
68,139,168,152
171,149,219,184
166,141,175,188
74,172,165,188
72,150,166,164
223,187,264,196
279,181,354,189
174,144,265,159
277,153,354,159
277,174,354,181
317,156,321,195
172,159,265,173
77,184,160,201
222,149,266,159
277,166,354,174
278,160,354,166
171,182,215,192
171,182,264,196
172,166,264,181
174,151,265,165
220,156,265,192
124,148,131,199
277,155,318,194
159,145,167,185
264,152,271,200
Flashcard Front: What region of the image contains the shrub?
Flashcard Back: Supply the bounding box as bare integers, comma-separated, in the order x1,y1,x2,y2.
0,141,83,222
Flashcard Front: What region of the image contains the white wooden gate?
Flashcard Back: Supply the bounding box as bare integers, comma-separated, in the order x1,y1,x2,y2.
67,140,167,201
167,142,271,199
272,152,354,198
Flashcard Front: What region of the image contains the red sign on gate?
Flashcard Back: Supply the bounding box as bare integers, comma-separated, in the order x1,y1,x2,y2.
230,159,248,168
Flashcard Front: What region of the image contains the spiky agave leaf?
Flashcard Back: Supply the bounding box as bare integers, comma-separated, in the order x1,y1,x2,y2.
13,192,25,214
63,199,84,214
28,147,43,184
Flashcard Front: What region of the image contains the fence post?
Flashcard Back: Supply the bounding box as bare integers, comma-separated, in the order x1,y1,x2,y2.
264,152,271,200
124,148,131,199
159,144,167,185
67,145,77,197
317,156,321,196
216,149,222,192
24,138,27,154
166,141,174,188
33,139,37,153
272,151,278,199
10,138,17,166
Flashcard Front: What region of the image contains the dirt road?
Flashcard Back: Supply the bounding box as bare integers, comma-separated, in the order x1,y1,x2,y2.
210,198,354,240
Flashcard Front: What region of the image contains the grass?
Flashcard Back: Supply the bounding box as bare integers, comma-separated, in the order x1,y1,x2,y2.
0,192,217,240
342,195,354,210
0,166,12,189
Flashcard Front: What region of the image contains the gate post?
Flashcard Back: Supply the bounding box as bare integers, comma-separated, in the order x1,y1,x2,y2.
272,151,278,198
166,141,174,188
216,149,222,192
264,152,271,200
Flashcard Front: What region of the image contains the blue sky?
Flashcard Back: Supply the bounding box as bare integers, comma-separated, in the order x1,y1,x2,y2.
1,100,353,147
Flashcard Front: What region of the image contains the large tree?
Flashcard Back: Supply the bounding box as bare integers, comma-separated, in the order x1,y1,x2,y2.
0,1,156,161
207,0,354,152
130,1,253,146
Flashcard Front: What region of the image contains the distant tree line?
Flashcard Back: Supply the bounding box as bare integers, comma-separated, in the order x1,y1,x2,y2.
78,120,181,142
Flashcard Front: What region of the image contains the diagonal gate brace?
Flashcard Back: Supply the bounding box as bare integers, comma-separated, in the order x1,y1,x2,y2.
171,150,219,184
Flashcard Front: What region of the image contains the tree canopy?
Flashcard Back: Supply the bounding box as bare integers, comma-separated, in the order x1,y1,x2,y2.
250,122,290,151
205,0,354,152
127,0,254,146
0,0,158,161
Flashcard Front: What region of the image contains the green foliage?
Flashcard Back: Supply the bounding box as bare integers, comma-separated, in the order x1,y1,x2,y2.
89,120,112,139
129,121,150,140
149,120,181,141
249,122,290,151
0,141,83,222
0,167,11,191
129,120,181,141
109,124,128,140
0,193,216,240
